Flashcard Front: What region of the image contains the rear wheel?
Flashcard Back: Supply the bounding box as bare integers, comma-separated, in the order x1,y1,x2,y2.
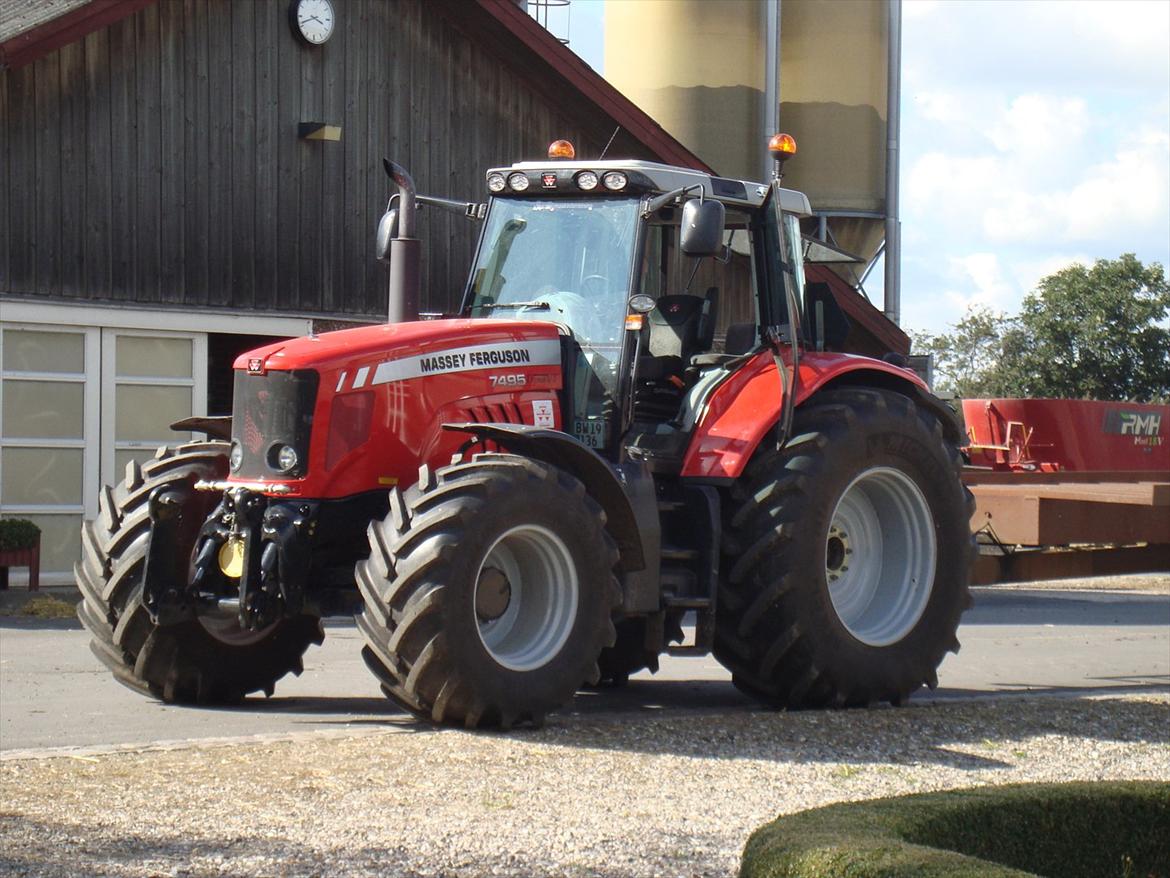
714,388,974,708
357,454,620,728
75,442,323,703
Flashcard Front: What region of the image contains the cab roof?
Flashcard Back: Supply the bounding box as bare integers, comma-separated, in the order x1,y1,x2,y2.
487,159,812,216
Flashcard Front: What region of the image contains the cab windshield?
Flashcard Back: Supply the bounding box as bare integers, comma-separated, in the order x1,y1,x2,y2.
466,197,639,354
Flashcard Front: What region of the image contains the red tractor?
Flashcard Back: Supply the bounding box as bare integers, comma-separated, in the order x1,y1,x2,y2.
77,137,973,728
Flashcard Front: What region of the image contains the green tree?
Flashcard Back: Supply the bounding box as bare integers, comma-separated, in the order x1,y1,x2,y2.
995,255,1169,401
911,255,1169,402
910,305,1009,398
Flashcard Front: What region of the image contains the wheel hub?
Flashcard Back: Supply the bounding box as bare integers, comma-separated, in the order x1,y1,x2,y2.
825,467,937,647
475,567,512,622
474,524,580,672
825,526,851,580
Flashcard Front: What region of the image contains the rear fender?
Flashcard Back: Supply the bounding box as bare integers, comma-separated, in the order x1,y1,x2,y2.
680,351,945,480
442,423,650,573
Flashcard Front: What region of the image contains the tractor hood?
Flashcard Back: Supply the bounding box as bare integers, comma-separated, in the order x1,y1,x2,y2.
233,318,563,379
228,319,566,500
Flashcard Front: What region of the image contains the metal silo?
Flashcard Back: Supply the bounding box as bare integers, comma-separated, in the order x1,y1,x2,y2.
605,0,902,322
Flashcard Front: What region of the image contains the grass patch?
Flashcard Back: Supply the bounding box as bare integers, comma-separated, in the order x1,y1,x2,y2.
17,595,78,620
741,781,1169,878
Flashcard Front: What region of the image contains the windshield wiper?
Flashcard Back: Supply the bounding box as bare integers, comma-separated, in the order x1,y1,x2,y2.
479,301,551,311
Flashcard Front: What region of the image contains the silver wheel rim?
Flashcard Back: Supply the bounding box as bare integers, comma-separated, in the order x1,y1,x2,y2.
475,524,579,671
826,467,936,647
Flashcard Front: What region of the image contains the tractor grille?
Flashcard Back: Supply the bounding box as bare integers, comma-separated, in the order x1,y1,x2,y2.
231,369,319,478
460,402,525,424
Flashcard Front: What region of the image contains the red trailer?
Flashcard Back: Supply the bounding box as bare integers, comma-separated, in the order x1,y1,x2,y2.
961,398,1169,584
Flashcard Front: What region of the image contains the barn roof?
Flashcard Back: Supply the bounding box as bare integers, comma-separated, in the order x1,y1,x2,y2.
0,0,154,68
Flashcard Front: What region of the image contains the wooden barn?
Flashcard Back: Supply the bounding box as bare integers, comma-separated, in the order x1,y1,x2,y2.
0,0,907,583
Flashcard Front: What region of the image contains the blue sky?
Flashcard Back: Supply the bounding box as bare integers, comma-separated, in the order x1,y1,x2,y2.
540,0,1170,336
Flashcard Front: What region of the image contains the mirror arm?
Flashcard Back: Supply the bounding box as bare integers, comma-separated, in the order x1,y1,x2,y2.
417,194,487,220
641,183,703,218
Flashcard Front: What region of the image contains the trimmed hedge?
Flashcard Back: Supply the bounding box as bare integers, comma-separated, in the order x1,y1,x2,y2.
741,781,1169,878
0,518,41,552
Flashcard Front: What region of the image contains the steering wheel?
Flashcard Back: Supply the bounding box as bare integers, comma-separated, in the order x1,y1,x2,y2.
580,274,609,297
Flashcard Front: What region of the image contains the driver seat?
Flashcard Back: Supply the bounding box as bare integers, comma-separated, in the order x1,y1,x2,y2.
634,292,717,421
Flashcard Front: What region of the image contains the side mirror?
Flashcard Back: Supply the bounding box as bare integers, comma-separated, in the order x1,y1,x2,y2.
680,198,725,257
374,207,399,264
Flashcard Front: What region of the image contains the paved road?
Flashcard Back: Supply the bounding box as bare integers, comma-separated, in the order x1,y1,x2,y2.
2,587,1167,753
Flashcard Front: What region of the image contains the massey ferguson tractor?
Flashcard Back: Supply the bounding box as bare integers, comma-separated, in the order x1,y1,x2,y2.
77,136,973,728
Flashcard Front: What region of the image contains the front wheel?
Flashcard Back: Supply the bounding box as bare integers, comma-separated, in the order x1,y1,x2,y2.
75,443,323,703
356,454,620,728
714,388,974,708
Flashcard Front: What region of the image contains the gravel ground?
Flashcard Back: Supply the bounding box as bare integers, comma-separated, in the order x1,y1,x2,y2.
991,573,1169,593
1,693,1167,877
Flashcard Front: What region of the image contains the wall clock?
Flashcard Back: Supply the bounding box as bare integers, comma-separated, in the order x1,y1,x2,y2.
290,0,335,45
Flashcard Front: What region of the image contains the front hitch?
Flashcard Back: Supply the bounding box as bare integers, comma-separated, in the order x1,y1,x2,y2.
146,485,318,631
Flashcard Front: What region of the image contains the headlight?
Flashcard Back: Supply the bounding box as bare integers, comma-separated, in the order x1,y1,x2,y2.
229,440,243,472
602,171,628,191
576,171,599,191
269,444,299,473
507,172,530,192
487,172,506,193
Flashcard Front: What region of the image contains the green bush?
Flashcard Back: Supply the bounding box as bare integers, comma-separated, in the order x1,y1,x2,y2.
741,781,1170,878
0,518,41,552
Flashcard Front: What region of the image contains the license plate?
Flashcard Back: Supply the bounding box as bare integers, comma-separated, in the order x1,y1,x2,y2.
573,419,606,449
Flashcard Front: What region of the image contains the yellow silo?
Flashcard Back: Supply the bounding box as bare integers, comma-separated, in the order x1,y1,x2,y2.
605,0,900,319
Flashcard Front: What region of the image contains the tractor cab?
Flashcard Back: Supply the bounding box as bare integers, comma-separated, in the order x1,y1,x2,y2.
462,141,814,468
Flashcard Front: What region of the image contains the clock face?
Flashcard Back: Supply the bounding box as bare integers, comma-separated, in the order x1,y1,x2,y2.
293,0,335,45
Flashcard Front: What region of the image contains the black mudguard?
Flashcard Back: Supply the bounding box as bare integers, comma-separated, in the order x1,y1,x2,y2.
442,423,653,576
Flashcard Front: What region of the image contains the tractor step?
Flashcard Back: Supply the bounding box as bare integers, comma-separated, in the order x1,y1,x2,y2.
665,608,716,654
661,545,699,562
662,596,711,609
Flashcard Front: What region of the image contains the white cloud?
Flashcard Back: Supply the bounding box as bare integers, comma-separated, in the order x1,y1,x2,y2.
987,94,1089,161
941,253,1014,313
904,96,1169,249
1062,130,1170,240
1063,1,1170,73
903,1,1170,94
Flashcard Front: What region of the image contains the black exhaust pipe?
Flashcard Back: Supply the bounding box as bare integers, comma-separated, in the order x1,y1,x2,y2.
382,158,420,324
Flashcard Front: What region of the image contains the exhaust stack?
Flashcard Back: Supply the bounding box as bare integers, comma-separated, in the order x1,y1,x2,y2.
381,159,421,324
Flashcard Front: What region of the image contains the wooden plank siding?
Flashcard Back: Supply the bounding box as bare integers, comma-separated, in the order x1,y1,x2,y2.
1,0,653,319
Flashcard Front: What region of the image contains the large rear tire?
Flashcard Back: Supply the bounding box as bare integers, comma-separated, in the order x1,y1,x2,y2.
356,454,620,728
75,442,323,703
714,388,974,708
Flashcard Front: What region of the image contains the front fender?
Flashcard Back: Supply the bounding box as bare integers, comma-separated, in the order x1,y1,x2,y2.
679,352,934,480
442,423,647,572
